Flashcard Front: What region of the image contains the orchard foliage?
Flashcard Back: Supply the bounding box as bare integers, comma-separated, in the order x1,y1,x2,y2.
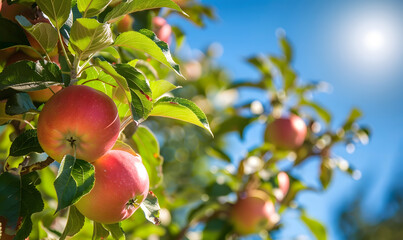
0,0,369,239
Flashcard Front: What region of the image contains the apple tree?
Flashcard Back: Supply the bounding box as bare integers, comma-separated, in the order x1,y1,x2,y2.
0,0,369,239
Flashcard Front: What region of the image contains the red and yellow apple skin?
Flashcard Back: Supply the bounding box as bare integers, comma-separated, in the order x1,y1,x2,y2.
153,17,172,44
27,85,62,102
117,14,134,32
264,114,307,150
0,1,31,23
37,85,120,162
75,150,150,224
230,190,277,235
278,172,289,197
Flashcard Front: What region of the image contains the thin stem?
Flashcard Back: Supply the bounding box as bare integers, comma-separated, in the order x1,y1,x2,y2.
20,157,55,175
120,115,136,132
58,31,72,68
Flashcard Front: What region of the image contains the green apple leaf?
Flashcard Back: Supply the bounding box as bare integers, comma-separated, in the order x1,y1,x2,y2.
103,0,186,23
279,36,293,63
94,59,128,91
202,218,232,240
114,63,153,121
0,171,21,230
93,222,109,240
114,30,183,78
0,18,29,48
300,99,332,124
319,158,333,190
60,206,85,240
36,0,71,29
300,210,327,240
16,172,44,240
150,97,213,136
0,60,63,91
140,191,161,225
69,18,113,60
9,129,43,157
149,80,179,101
132,126,163,188
103,223,125,240
77,0,112,18
343,108,362,131
5,93,37,115
54,155,95,212
15,16,59,55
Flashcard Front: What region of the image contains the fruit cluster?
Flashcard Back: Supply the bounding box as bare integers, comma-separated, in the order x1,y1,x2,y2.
37,85,150,224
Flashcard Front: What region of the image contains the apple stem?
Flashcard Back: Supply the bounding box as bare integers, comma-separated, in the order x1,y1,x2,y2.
58,31,72,68
120,115,138,132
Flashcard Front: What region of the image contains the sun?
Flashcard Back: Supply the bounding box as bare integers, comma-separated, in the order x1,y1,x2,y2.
363,30,385,52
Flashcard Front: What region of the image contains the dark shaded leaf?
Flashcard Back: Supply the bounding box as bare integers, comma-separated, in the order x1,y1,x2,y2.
9,129,43,157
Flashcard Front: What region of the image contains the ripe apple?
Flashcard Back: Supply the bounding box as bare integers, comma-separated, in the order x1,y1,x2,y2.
273,171,290,202
37,85,120,162
117,14,134,32
27,85,62,102
153,17,172,44
75,149,149,224
0,1,31,23
264,114,307,149
230,190,278,235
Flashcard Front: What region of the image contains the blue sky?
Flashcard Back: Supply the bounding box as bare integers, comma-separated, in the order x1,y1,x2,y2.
170,0,403,239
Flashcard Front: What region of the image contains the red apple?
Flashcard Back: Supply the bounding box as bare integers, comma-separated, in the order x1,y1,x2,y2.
75,149,149,224
153,17,172,44
230,190,278,235
264,114,307,149
37,85,120,162
117,14,134,32
0,1,31,23
28,85,62,102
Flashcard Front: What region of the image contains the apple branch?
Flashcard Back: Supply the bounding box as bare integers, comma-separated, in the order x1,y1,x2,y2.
20,156,55,175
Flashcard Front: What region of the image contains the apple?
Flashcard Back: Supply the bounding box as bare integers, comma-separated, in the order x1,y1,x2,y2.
75,149,149,224
27,85,62,102
37,85,120,162
230,190,278,235
117,14,134,32
264,114,307,149
273,171,290,202
153,17,172,44
0,1,31,23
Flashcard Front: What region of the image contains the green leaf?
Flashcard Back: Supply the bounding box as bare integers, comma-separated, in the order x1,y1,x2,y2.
93,222,109,240
54,155,95,212
132,126,163,188
114,30,183,77
343,108,362,131
279,36,293,62
36,0,71,29
114,63,153,121
16,16,59,55
0,171,21,230
300,211,327,240
16,172,44,239
77,0,111,18
5,93,36,115
69,18,113,59
94,59,128,91
103,0,186,22
0,18,29,48
149,80,179,101
60,206,85,240
247,55,271,76
0,60,63,91
150,96,213,136
140,191,161,225
202,218,232,240
9,129,43,157
300,99,332,124
319,158,333,190
104,223,125,240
